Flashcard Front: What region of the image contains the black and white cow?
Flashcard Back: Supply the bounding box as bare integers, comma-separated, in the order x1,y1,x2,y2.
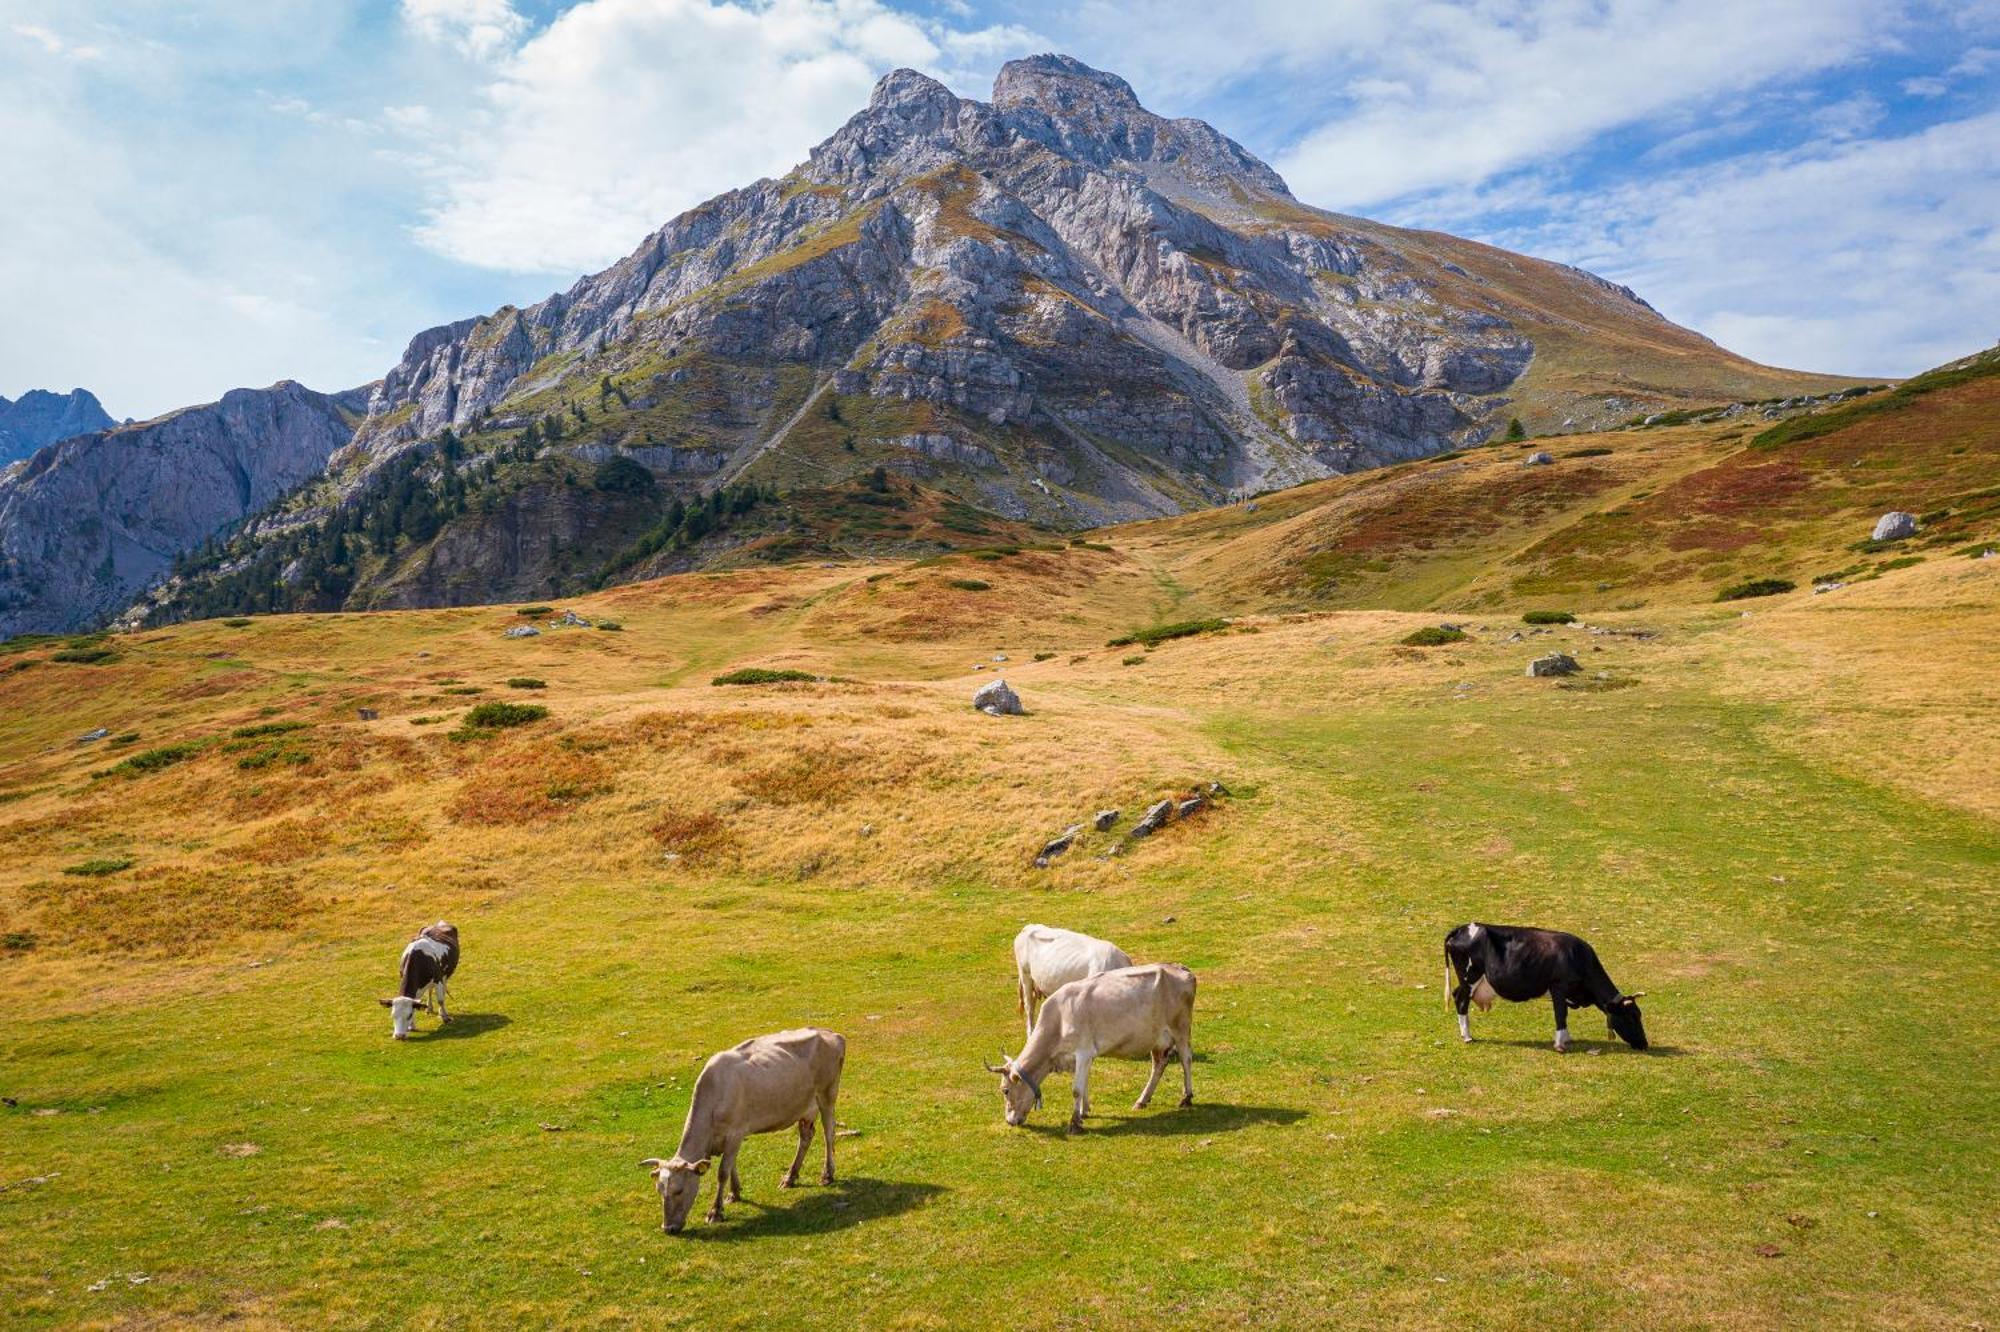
378,921,460,1039
1445,922,1647,1051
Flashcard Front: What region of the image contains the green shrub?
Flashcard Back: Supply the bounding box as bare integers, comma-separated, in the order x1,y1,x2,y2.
110,732,139,746
1111,618,1232,650
107,740,205,777
595,621,623,632
409,715,443,726
1505,417,1528,441
462,701,548,729
1033,652,1055,662
2,931,34,952
507,677,547,690
63,856,134,877
1718,578,1795,601
712,668,819,686
1122,654,1146,666
592,455,655,494
1523,610,1576,625
517,605,554,617
947,578,991,591
236,746,309,771
1565,447,1614,458
52,647,118,664
442,686,485,696
1876,555,1925,572
231,721,310,739
221,617,253,628
1401,626,1468,646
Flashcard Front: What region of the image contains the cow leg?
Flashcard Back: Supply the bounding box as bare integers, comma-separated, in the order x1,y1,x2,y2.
781,1118,813,1189
727,1160,744,1203
1177,1021,1195,1107
1069,1051,1093,1132
1136,1049,1167,1110
1020,973,1037,1039
435,977,450,1024
707,1143,738,1222
1552,997,1571,1052
1453,975,1474,1042
818,1090,837,1185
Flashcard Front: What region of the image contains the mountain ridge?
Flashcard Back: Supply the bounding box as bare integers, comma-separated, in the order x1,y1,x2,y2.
10,55,1864,636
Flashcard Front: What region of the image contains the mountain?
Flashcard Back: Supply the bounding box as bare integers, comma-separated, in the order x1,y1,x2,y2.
0,382,368,640
128,55,1858,629
0,388,114,466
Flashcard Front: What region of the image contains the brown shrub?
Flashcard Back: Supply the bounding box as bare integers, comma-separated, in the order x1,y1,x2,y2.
30,866,314,957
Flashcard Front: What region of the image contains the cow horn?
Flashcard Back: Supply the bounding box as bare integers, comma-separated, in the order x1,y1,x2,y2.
982,1056,1009,1074
1625,992,1647,1001
639,1158,665,1170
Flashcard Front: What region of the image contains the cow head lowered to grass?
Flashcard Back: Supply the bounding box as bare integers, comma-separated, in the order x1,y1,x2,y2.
1446,922,1648,1052
378,921,459,1039
640,1156,710,1234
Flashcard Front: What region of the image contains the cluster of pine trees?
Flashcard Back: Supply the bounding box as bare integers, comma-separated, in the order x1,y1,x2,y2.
595,482,774,585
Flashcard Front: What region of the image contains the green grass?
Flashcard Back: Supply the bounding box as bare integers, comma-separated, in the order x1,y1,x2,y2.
230,721,311,739
1523,610,1576,624
506,677,547,690
51,647,118,664
1751,350,1996,450
4,662,1994,1328
1400,625,1469,646
946,578,991,592
99,740,205,777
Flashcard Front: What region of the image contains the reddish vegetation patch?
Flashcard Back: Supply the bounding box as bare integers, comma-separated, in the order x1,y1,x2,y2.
651,809,737,863
29,866,314,957
1656,460,1812,520
449,746,612,825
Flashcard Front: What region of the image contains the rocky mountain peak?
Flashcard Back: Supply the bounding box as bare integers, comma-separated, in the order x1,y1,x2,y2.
868,67,956,114
991,53,1143,116
0,386,115,468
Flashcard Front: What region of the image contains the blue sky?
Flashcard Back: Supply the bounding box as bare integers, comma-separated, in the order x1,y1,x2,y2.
3,0,1997,420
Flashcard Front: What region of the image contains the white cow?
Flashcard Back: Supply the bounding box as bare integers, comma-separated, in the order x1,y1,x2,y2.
987,963,1196,1132
1013,924,1131,1038
641,1027,845,1233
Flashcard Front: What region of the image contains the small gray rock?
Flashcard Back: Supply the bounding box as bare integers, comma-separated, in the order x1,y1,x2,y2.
549,609,591,628
357,708,379,721
1524,451,1554,465
1131,798,1175,838
1034,824,1084,867
1527,652,1582,677
1093,809,1119,832
1176,796,1207,820
1871,511,1917,541
504,625,541,639
972,678,1023,716
77,727,109,743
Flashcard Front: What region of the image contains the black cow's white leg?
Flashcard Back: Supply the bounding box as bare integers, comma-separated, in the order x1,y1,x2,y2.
1552,998,1571,1052
1452,972,1476,1042
435,978,450,1024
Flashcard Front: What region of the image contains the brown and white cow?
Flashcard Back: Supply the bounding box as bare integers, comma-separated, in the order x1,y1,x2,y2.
986,963,1196,1132
1012,924,1132,1038
641,1027,845,1233
377,921,459,1039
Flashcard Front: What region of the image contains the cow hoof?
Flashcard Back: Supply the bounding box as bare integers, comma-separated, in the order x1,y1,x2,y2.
1178,1094,1194,1108
819,1171,833,1186
778,1176,796,1191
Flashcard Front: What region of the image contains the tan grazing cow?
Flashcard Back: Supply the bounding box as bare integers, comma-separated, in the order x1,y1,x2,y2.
1013,924,1132,1038
987,963,1196,1132
641,1027,845,1233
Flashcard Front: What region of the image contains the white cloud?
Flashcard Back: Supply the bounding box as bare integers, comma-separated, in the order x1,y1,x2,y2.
11,22,102,60
409,0,1041,273
1462,110,2000,376
400,0,530,61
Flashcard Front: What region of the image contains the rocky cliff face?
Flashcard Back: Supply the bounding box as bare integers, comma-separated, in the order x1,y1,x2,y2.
0,388,115,467
0,382,365,637
127,54,1855,629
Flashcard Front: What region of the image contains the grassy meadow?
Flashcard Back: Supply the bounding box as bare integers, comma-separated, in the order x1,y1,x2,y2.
2,410,1998,1328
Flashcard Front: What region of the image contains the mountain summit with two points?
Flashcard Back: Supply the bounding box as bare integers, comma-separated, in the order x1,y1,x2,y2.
9,56,1860,634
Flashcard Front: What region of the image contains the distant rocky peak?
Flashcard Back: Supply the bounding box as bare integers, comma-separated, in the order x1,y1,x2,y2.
868,67,956,114
991,53,1143,116
991,53,1291,202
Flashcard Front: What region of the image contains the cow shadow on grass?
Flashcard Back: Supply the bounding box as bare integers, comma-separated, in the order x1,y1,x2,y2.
1025,1101,1308,1139
415,1013,511,1041
698,1177,947,1241
1476,1036,1690,1057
